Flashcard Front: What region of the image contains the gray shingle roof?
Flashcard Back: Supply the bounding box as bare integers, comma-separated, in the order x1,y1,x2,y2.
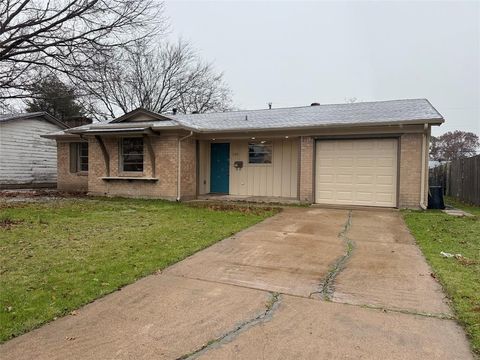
170,99,443,132
45,98,444,137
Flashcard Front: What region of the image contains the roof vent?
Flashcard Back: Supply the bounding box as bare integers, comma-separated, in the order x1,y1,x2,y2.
311,102,320,106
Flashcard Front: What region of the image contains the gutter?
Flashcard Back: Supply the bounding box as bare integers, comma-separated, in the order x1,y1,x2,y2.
177,131,194,201
167,118,445,135
420,123,428,210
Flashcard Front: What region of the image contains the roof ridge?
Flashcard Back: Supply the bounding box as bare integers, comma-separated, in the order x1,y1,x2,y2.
170,98,430,117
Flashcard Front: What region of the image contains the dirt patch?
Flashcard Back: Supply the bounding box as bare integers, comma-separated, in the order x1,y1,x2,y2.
0,190,86,199
455,256,478,266
189,202,279,215
0,218,23,230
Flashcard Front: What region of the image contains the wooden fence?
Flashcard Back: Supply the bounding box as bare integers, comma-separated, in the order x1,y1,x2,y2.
429,155,480,205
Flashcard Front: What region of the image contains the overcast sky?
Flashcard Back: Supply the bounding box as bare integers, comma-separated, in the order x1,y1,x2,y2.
165,1,479,136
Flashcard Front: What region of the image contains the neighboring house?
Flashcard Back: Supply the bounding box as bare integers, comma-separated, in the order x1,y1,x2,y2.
0,112,68,189
44,99,444,208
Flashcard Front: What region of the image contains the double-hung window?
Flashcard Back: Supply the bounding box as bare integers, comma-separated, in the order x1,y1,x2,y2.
69,142,88,173
248,141,272,164
120,137,144,172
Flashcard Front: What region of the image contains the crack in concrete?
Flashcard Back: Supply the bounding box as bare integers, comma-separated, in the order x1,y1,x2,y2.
176,292,282,360
357,303,455,320
310,210,355,300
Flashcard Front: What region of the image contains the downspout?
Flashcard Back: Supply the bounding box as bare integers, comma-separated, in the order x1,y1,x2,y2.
177,131,194,201
420,123,428,209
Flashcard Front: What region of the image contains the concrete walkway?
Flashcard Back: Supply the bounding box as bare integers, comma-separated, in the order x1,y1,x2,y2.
0,208,474,359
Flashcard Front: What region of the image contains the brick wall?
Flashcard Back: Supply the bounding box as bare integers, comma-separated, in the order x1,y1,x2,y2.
87,134,194,200
398,133,424,208
299,136,314,202
180,138,197,200
56,142,88,192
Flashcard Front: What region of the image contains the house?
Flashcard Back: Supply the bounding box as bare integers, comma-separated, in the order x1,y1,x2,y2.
0,112,68,189
44,99,444,208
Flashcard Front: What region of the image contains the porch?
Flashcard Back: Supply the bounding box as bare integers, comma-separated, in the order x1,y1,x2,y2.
197,137,300,200
195,193,300,204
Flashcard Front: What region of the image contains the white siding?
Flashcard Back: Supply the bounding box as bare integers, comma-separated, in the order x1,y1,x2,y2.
0,118,62,186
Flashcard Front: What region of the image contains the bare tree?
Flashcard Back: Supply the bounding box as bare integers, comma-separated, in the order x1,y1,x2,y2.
0,0,164,104
430,130,479,161
83,40,232,118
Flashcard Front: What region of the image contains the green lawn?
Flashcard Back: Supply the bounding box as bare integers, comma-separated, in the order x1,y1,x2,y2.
403,197,480,355
0,197,276,342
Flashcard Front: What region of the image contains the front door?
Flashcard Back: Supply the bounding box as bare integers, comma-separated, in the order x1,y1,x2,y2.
210,143,230,193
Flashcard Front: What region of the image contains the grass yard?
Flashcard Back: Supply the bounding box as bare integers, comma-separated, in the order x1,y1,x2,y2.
0,197,277,342
403,197,480,355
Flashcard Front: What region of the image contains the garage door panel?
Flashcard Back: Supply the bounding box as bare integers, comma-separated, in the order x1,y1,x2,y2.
337,142,354,150
318,141,336,151
356,192,375,201
318,174,334,183
318,158,335,167
315,139,397,207
356,141,375,150
336,174,354,184
378,140,397,150
337,191,354,201
376,158,395,167
377,175,395,185
357,158,375,167
337,157,354,166
376,192,395,202
356,175,374,184
317,190,334,200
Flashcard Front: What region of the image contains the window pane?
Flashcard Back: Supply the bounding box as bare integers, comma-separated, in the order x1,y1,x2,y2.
74,142,88,172
122,137,143,172
248,141,272,164
123,163,143,172
123,154,143,162
79,161,88,172
80,143,88,156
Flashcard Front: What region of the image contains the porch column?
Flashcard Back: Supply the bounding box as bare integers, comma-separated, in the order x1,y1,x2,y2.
143,135,156,177
94,135,110,177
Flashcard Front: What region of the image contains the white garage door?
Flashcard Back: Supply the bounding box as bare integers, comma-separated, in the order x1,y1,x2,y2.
315,138,398,207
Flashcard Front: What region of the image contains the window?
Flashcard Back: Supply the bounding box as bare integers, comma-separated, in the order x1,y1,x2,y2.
78,142,88,171
69,142,88,173
248,141,272,164
120,137,144,172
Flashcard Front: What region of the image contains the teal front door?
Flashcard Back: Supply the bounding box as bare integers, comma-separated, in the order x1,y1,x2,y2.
210,143,230,193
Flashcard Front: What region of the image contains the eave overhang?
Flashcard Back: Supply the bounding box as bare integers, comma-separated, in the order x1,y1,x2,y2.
78,127,157,136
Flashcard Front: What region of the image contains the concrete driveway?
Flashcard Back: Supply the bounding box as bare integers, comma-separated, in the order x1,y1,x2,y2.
0,208,474,359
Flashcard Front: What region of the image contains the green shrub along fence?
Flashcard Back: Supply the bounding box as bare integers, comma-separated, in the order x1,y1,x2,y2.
429,155,480,206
